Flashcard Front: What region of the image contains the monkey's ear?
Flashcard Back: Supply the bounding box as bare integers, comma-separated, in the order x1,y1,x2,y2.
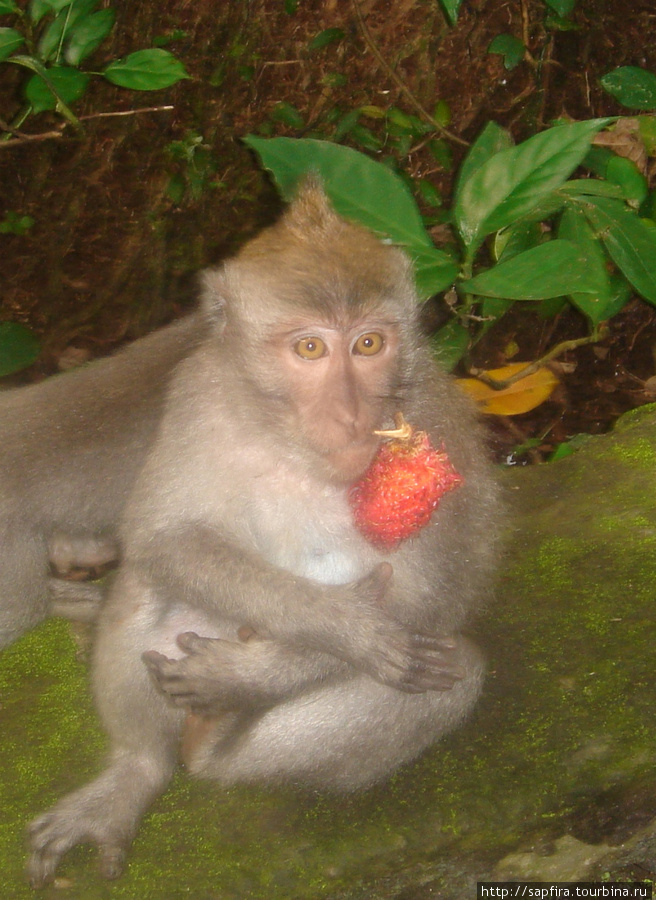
199,267,230,324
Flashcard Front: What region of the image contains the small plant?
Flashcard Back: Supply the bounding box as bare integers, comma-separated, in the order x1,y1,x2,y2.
165,131,222,205
246,118,656,414
0,209,34,233
0,0,188,137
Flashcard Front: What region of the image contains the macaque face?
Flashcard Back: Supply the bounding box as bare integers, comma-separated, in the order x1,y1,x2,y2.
270,316,401,483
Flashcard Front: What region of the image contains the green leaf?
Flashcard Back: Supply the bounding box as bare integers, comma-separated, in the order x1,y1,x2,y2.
0,26,23,60
103,48,189,90
638,115,656,155
454,118,612,252
605,155,648,206
31,0,73,18
493,219,543,262
579,195,656,303
64,7,114,65
544,0,575,16
417,179,442,208
25,65,88,112
431,319,470,370
349,123,382,152
0,211,35,234
600,66,656,110
244,136,456,298
433,99,451,127
307,27,344,52
37,0,98,61
488,34,525,70
557,206,615,325
558,178,625,200
0,0,19,15
0,322,40,376
454,121,513,206
333,108,360,141
412,246,459,297
427,137,452,170
270,101,304,129
437,0,462,26
461,239,603,299
244,136,435,249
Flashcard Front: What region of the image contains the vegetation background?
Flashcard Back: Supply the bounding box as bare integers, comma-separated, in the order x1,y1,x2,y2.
2,0,656,461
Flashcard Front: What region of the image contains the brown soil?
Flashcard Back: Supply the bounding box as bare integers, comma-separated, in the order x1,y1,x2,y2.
2,0,656,461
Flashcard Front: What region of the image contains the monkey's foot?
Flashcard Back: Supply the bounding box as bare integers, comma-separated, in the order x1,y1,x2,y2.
27,783,136,886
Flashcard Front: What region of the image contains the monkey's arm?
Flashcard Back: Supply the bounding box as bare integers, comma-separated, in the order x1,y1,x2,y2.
130,524,451,693
143,628,465,714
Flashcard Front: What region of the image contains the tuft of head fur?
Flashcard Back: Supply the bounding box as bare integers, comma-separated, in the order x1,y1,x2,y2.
200,182,417,340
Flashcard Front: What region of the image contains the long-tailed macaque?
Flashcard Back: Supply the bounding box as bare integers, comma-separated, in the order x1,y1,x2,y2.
0,313,209,647
27,185,499,886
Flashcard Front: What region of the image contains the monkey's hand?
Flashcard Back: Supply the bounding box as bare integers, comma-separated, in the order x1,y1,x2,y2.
314,564,466,693
143,631,298,713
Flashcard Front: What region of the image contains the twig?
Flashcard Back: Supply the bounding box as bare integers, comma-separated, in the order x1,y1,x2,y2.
349,0,469,147
468,328,609,390
79,105,174,120
0,105,174,148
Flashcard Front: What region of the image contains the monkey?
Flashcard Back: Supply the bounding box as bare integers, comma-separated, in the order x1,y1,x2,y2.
27,184,499,886
0,311,208,648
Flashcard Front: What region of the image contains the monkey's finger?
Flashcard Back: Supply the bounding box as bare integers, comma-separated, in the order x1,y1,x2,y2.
176,631,204,653
412,633,458,651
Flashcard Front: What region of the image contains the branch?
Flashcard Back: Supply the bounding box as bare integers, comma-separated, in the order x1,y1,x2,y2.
349,0,469,147
0,106,174,148
468,328,609,390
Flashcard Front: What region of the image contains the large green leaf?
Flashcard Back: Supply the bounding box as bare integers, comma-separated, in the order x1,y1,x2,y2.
579,196,656,303
600,66,656,110
454,121,512,205
0,322,40,376
246,137,434,247
461,239,603,300
245,137,458,299
0,27,23,61
454,119,612,252
557,206,616,325
0,0,20,13
103,49,188,90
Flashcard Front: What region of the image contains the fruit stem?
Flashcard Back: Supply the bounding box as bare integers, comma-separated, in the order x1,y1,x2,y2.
374,412,413,441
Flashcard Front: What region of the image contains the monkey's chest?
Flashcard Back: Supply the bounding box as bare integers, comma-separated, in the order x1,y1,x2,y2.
246,479,365,585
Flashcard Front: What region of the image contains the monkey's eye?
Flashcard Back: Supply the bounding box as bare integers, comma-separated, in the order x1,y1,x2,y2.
294,336,327,360
353,332,384,356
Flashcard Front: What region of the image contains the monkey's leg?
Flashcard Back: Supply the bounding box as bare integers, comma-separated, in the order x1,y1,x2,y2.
185,635,484,791
27,580,185,886
0,527,49,648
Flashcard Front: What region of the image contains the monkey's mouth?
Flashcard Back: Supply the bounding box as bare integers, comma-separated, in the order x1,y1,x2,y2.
322,438,379,484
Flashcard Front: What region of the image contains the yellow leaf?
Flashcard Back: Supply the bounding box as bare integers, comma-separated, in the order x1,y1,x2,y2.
456,362,559,415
